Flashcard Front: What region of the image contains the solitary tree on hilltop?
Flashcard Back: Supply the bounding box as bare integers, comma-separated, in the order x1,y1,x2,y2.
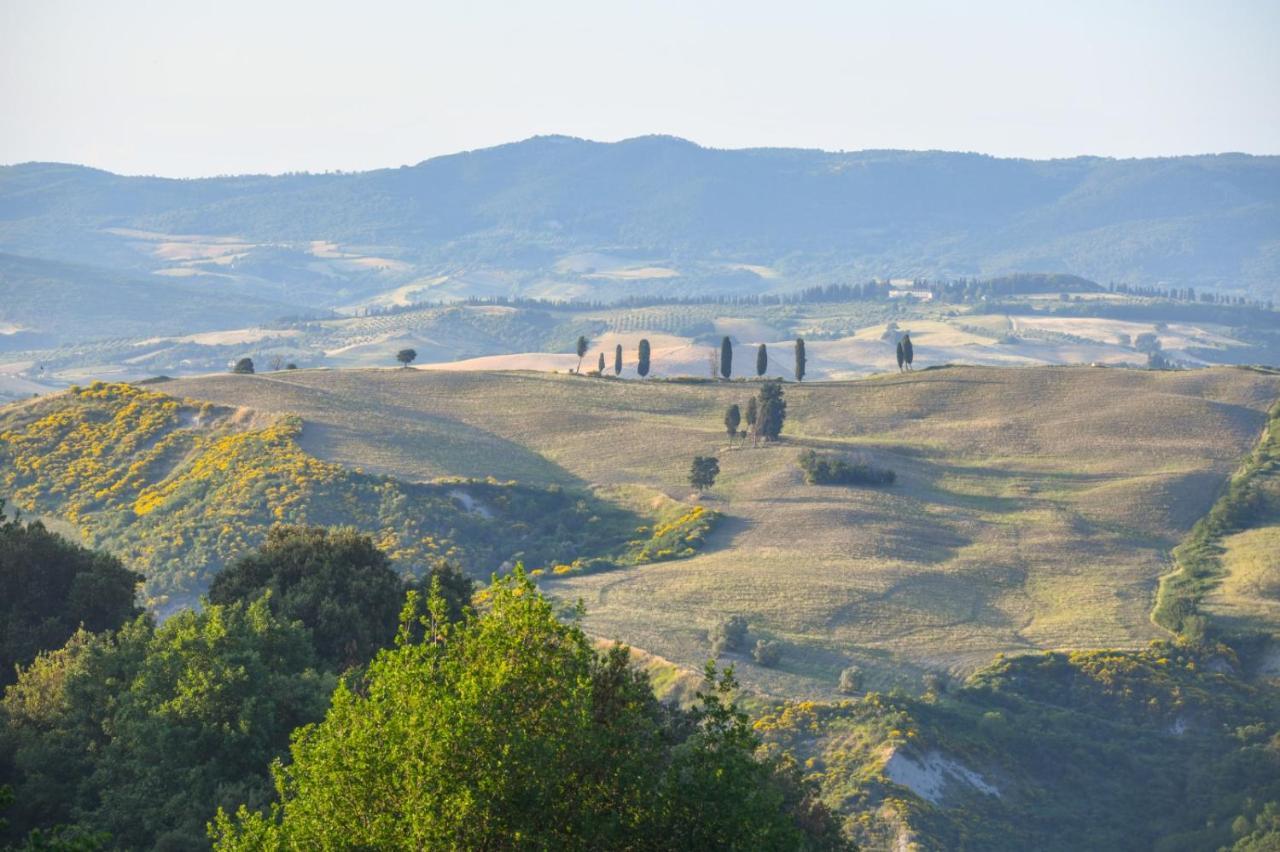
597,352,605,374
689,456,720,491
637,339,651,377
720,337,733,380
902,333,914,370
396,348,417,368
756,343,767,377
724,404,741,445
614,344,623,376
895,340,905,372
795,338,806,382
575,336,589,373
232,357,255,375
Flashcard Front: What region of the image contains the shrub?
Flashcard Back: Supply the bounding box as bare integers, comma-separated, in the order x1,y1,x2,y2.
797,450,895,486
710,615,749,654
838,665,863,694
753,639,782,667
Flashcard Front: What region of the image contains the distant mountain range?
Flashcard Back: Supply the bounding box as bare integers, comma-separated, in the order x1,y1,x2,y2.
1,136,1277,329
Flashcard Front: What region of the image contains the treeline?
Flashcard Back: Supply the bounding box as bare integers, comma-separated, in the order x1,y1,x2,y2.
0,512,849,850
996,298,1280,329
288,275,1276,322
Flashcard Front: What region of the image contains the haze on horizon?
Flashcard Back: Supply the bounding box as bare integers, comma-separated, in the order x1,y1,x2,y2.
2,0,1278,178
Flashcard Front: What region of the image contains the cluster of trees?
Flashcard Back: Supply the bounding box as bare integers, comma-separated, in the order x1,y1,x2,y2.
1,518,848,850
708,616,783,669
0,522,473,849
571,335,649,377
0,501,143,688
797,451,896,487
894,333,914,371
211,571,848,850
231,357,299,374
1109,281,1273,309
720,382,788,454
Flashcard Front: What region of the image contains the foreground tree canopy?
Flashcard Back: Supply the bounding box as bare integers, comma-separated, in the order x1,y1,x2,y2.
208,526,407,671
213,572,849,851
2,599,333,849
0,501,141,687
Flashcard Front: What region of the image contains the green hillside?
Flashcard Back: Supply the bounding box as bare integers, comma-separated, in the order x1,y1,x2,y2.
0,381,714,612
3,365,1280,851
144,365,1280,696
755,640,1280,850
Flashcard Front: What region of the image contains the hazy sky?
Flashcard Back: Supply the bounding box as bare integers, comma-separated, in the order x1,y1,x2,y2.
2,0,1277,176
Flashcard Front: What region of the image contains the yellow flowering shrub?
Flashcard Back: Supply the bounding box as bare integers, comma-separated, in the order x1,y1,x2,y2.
1,384,702,612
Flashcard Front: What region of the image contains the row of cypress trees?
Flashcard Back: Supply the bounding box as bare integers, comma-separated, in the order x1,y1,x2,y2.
575,331,908,378
717,337,806,381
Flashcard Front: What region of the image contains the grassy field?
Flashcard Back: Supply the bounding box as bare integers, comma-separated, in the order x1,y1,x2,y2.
156,365,1280,696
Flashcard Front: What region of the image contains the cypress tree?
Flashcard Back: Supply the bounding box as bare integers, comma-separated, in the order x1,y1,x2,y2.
756,343,767,377
597,352,605,373
794,338,806,382
637,339,651,377
896,340,905,372
745,396,758,429
724,404,741,444
575,336,589,373
720,337,733,380
756,381,787,441
614,344,623,376
903,333,914,370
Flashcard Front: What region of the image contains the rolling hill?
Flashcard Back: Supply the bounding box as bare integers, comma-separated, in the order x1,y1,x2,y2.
0,252,300,345
2,138,1278,311
3,364,1270,697
4,364,1279,850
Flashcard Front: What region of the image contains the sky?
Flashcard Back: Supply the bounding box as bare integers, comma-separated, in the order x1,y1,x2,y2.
1,0,1277,177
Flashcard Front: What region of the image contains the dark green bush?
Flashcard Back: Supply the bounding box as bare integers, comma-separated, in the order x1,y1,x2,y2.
798,450,896,486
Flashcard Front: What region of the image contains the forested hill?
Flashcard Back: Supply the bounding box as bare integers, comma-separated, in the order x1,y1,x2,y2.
1,137,1277,302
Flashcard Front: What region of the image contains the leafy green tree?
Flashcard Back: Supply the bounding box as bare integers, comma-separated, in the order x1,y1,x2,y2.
395,348,417,368
211,575,847,851
2,600,332,849
689,456,721,492
0,501,141,687
637,339,651,377
614,343,623,376
756,343,768,377
720,337,733,380
756,381,787,441
409,561,475,627
575,335,589,373
207,526,408,671
902,333,913,369
231,358,254,375
795,338,806,382
724,404,741,444
895,340,905,371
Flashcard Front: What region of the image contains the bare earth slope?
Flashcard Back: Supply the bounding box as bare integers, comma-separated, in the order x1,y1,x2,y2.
164,366,1280,696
